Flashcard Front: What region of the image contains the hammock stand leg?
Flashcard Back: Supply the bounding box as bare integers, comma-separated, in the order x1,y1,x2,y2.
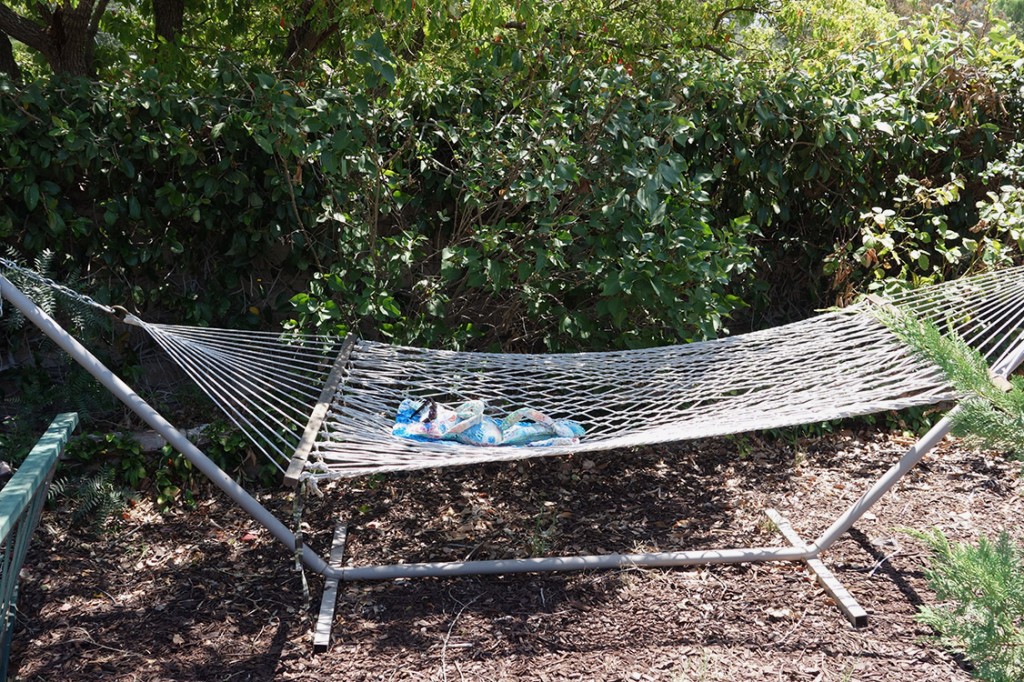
766,509,867,627
314,520,348,653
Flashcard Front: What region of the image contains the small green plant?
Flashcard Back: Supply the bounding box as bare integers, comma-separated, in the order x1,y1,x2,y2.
728,434,755,460
56,434,145,528
909,528,1024,682
60,421,273,511
49,464,139,531
204,421,279,488
152,420,278,508
671,650,715,681
527,510,559,557
154,448,193,508
66,431,147,482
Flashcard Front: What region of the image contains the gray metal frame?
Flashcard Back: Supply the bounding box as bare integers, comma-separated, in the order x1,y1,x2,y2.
0,412,78,679
5,273,1024,648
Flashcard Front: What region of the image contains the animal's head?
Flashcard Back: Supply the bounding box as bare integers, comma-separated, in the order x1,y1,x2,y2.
396,397,436,424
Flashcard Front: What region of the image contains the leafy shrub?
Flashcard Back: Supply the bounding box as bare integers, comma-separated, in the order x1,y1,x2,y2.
1,7,1022,353
288,57,764,350
823,16,1024,297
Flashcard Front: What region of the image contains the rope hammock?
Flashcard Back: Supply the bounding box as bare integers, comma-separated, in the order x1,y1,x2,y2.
5,260,1024,637
120,267,1024,482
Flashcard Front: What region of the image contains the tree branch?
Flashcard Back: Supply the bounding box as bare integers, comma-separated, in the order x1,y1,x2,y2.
283,0,328,67
32,1,51,23
696,42,731,59
0,3,47,52
713,5,766,32
89,0,110,36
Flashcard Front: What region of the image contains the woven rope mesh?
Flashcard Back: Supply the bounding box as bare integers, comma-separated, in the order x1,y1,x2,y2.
138,267,1024,480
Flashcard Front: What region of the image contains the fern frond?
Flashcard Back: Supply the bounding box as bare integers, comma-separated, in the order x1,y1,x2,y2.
47,477,69,500
55,464,137,531
952,399,1024,454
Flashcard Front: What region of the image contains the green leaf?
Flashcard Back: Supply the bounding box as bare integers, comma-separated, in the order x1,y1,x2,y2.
24,185,39,211
658,162,681,186
601,272,621,296
873,121,895,136
254,135,275,154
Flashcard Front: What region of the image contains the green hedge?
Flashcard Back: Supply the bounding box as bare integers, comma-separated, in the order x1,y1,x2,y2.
2,11,1022,351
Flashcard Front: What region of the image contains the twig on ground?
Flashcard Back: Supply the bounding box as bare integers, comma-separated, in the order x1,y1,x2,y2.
868,548,901,573
66,627,145,658
440,593,480,682
773,609,807,645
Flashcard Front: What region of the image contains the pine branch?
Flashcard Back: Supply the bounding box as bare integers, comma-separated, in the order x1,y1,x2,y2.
875,306,1024,456
910,528,1024,681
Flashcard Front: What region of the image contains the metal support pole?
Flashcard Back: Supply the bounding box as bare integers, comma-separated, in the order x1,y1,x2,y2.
807,409,958,555
0,275,331,576
991,336,1024,378
338,545,811,581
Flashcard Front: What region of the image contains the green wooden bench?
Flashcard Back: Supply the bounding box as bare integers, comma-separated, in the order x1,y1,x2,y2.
0,413,78,680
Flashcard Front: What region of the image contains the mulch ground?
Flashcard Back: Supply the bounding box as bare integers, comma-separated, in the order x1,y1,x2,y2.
9,426,1022,681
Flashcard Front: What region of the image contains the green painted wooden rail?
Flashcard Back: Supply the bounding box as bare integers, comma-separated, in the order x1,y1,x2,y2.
0,413,77,681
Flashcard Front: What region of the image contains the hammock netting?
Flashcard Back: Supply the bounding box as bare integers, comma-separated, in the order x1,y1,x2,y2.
129,268,1024,481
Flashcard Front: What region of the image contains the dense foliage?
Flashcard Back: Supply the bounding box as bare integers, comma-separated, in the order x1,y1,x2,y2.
2,9,1023,354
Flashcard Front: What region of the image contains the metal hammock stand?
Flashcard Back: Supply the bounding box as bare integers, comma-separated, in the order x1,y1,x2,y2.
4,261,1024,651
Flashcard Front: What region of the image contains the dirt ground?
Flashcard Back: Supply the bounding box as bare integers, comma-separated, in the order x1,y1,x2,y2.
9,426,1022,681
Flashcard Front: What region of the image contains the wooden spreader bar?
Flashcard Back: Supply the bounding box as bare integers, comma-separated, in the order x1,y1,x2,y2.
284,334,356,488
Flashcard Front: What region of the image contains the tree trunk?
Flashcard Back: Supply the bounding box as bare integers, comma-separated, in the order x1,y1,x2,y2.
44,4,96,77
0,0,108,77
0,30,20,81
153,0,184,43
282,0,337,68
